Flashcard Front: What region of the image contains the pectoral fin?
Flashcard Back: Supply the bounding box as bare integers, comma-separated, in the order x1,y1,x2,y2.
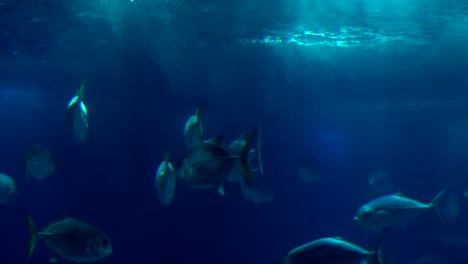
375,210,391,217
217,184,225,196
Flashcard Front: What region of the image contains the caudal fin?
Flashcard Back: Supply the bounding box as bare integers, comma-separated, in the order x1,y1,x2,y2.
372,228,387,264
240,130,257,185
25,213,38,259
429,189,447,221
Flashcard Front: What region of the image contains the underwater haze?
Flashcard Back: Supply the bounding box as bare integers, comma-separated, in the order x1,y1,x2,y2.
1,0,468,263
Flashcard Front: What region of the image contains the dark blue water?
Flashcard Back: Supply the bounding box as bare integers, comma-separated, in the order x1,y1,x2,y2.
1,0,468,263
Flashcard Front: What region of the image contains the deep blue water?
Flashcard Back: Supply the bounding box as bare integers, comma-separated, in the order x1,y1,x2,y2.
2,0,468,263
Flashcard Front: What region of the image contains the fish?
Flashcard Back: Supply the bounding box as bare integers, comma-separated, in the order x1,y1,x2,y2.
25,144,55,181
0,173,17,204
155,154,176,206
66,80,88,142
178,130,256,195
225,125,263,183
285,232,386,264
184,108,203,150
354,189,446,230
26,213,112,262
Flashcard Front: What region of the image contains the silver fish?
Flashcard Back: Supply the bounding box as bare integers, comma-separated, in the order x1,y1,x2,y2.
0,173,17,204
184,108,203,150
26,213,112,262
155,154,176,206
25,144,55,181
354,190,446,230
285,236,385,264
66,81,88,142
178,130,256,195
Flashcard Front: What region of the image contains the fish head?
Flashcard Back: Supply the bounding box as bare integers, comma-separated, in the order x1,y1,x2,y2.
354,205,376,225
84,235,113,259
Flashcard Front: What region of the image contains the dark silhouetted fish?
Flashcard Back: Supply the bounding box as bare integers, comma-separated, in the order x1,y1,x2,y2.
26,213,112,262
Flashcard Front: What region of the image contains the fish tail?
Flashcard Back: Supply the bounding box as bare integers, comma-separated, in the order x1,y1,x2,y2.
240,129,258,185
25,213,38,260
430,189,447,221
372,228,387,264
77,80,87,99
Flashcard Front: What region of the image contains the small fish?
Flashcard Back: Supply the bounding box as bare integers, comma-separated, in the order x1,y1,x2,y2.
295,157,320,184
155,154,176,206
354,190,446,230
0,173,17,204
226,125,263,183
184,108,203,150
26,213,112,262
285,233,385,264
66,81,88,142
178,130,256,195
25,144,55,181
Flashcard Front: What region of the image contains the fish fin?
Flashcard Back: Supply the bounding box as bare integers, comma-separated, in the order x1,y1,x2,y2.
372,228,388,264
240,130,257,185
430,189,447,221
375,210,391,217
256,124,264,175
25,213,38,259
77,80,87,99
195,108,203,120
217,184,225,196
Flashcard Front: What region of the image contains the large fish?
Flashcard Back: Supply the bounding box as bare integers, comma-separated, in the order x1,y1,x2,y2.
354,190,446,230
285,234,385,264
155,154,176,206
26,213,112,262
66,81,88,142
25,144,55,181
178,130,256,195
